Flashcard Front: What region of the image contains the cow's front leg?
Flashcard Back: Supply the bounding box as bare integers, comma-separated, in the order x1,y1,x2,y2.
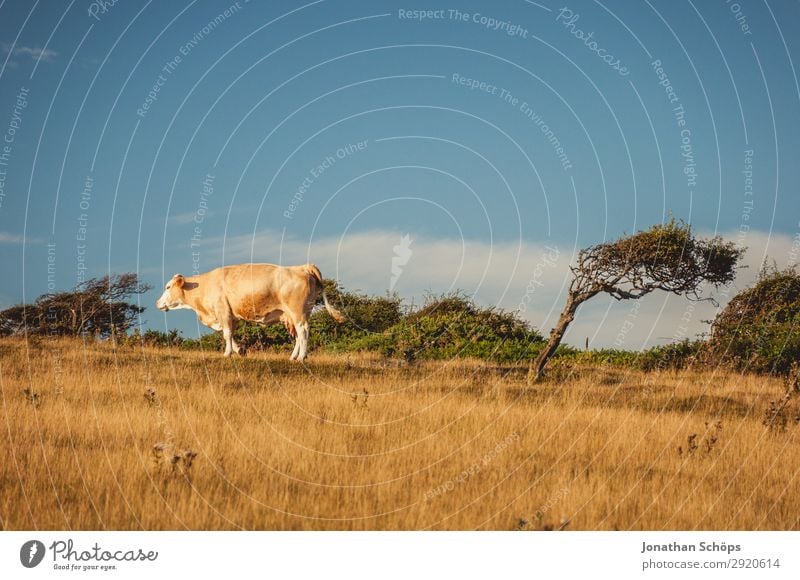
217,305,244,357
227,319,244,356
223,325,246,356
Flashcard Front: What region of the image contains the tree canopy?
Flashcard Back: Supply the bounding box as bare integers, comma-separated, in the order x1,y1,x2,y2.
566,219,742,303
0,273,150,338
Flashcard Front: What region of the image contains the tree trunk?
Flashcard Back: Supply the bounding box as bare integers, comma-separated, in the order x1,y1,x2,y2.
528,294,582,383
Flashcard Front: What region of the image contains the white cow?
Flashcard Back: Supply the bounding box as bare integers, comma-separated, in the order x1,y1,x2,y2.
156,263,344,361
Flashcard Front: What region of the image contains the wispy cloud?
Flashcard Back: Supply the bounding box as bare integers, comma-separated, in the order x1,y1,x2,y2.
0,232,42,245
174,228,797,349
3,43,58,65
168,210,212,225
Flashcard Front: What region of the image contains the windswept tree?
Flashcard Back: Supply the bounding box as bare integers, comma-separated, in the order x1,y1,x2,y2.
0,273,150,338
529,220,744,382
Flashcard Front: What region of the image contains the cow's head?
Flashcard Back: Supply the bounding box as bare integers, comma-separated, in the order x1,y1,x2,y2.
156,274,187,311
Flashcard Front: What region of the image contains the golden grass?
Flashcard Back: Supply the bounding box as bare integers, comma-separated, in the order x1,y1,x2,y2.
1,337,798,530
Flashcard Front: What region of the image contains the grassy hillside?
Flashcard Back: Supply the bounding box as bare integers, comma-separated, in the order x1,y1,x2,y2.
1,337,797,530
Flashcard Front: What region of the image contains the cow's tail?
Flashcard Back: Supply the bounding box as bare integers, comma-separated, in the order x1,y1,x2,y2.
304,264,345,323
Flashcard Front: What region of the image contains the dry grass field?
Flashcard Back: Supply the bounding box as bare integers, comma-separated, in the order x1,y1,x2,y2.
1,337,798,530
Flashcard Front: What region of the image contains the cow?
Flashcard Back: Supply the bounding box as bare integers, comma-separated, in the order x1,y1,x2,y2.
156,263,344,361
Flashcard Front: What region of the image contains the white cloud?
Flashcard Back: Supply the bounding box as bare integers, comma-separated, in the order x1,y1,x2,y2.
168,211,211,225
0,232,42,245
194,228,798,349
3,44,58,63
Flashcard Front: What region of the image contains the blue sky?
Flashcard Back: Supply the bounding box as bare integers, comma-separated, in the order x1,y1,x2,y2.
1,0,798,347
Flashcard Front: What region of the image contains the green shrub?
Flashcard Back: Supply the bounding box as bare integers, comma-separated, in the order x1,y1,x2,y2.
234,321,293,351
176,321,293,352
544,342,702,372
636,340,703,372
121,328,183,347
180,332,225,352
342,293,544,362
142,328,183,347
310,282,403,349
574,348,639,367
708,266,800,374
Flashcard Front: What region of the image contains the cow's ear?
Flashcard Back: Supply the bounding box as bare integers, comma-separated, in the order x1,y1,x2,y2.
173,274,185,288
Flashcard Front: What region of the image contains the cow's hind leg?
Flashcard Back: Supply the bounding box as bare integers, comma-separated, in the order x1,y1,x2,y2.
290,339,300,361
286,307,311,362
223,325,234,357
296,321,310,362
290,325,301,360
231,335,244,356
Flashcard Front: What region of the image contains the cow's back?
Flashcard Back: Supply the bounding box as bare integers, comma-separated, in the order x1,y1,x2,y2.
214,263,311,321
